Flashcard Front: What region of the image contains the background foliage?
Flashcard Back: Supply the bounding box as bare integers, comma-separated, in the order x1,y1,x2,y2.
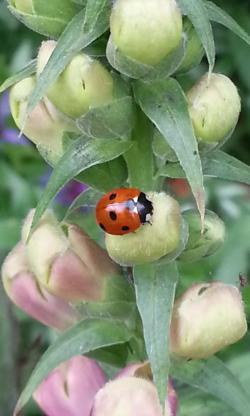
0,0,249,414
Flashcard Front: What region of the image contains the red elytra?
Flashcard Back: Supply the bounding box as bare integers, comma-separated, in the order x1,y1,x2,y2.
95,188,153,236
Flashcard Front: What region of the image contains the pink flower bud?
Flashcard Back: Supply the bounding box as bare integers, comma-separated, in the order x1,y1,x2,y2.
170,282,247,359
1,244,78,330
34,356,106,416
92,378,166,416
22,210,120,302
92,362,178,416
116,363,177,416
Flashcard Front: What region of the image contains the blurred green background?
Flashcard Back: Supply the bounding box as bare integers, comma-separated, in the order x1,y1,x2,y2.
0,0,249,415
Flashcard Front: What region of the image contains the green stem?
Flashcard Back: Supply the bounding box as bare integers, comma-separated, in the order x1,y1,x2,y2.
124,108,157,191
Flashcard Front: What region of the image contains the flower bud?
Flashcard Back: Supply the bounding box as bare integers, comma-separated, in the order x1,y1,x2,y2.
37,41,114,118
105,192,181,266
34,356,106,416
187,73,241,143
116,362,178,416
9,76,75,164
110,0,183,66
170,282,247,359
92,361,178,416
22,210,120,302
8,0,79,38
179,210,226,262
1,244,77,330
177,18,204,73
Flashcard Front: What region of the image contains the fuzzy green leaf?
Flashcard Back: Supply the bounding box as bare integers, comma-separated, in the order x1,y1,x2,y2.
106,36,186,80
0,60,36,93
177,0,215,72
159,150,250,185
76,97,134,140
64,187,101,220
30,137,132,232
134,78,205,221
14,319,132,415
171,356,250,416
134,262,179,408
206,1,250,45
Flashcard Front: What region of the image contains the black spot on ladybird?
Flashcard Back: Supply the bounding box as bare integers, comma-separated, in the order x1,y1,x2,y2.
99,223,106,231
109,211,117,221
122,225,130,231
109,193,117,200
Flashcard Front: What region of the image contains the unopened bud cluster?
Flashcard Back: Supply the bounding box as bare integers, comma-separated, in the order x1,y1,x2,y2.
1,210,120,330
34,358,178,416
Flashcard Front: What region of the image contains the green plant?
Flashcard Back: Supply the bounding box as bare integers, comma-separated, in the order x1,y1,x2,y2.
1,0,250,415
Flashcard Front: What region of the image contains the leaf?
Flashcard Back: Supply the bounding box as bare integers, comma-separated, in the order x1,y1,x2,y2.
0,60,36,93
159,151,250,185
133,262,179,407
205,1,250,45
78,156,128,192
76,96,134,139
31,137,132,232
64,187,101,219
14,319,132,415
106,36,186,80
26,0,111,115
177,0,215,72
213,210,250,285
7,7,72,38
202,151,250,184
134,78,205,222
171,356,250,416
76,301,137,331
87,343,129,369
83,0,110,33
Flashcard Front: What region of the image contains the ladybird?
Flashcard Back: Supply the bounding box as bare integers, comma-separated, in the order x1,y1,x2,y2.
96,188,153,235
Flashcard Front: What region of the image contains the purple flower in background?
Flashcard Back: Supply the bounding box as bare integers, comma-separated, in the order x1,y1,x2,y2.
57,180,88,206
0,91,29,145
0,91,87,205
41,169,88,206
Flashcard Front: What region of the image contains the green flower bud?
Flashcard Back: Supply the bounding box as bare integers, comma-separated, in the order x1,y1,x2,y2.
187,73,241,143
177,18,204,73
170,282,247,359
8,0,79,38
179,210,226,262
37,41,114,118
9,76,75,164
105,192,181,266
110,0,183,66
